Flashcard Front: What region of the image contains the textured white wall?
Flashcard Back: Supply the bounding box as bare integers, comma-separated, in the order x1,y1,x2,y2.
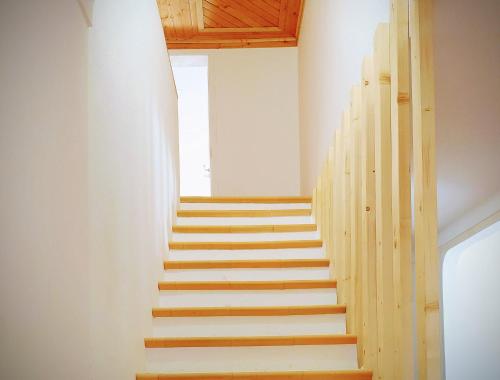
443,221,500,380
297,0,389,194
172,48,301,197
0,0,179,379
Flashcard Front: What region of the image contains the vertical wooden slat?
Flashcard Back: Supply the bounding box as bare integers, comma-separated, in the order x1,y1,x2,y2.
360,56,379,376
390,0,415,379
373,23,395,380
410,0,443,378
349,85,363,362
333,128,344,291
342,110,352,332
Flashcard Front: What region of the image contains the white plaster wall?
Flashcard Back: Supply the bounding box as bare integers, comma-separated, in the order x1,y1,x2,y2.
0,0,179,379
171,48,301,197
0,1,90,378
434,0,500,229
297,0,389,194
88,0,179,378
443,222,500,380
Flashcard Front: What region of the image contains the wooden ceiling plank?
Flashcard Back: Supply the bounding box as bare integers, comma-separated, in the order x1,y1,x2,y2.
169,31,292,40
203,1,247,27
295,0,304,39
230,0,278,26
168,36,296,43
203,5,240,28
179,0,195,38
284,0,300,35
204,0,265,27
188,0,199,35
203,26,281,33
204,12,224,28
278,0,287,29
167,39,297,49
169,0,186,39
195,0,205,31
248,0,281,20
261,0,282,12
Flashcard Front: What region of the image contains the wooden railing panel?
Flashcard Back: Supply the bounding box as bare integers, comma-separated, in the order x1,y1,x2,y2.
311,2,441,378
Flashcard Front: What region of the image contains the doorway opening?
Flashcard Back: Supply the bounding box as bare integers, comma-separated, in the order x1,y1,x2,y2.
171,55,211,196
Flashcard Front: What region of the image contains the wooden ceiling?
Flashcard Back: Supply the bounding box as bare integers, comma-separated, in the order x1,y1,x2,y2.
157,0,304,49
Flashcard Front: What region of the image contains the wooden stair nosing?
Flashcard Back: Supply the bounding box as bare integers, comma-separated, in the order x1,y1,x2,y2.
152,304,346,317
177,209,312,218
158,279,337,291
168,240,323,250
172,224,318,233
164,258,330,270
144,334,357,348
136,370,373,379
180,196,313,204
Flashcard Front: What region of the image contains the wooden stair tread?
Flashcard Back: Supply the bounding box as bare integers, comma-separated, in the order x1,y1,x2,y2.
144,334,357,348
177,209,311,217
164,259,330,270
158,280,337,290
137,370,372,379
172,224,317,233
152,305,346,317
169,240,323,250
180,196,312,204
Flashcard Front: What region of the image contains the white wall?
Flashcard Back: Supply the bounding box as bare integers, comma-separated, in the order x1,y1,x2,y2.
443,221,500,380
172,48,301,196
0,0,179,379
434,0,500,230
297,0,389,194
88,0,179,378
0,1,91,378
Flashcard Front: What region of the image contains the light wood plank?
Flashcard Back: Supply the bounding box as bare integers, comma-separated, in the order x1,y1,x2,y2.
373,23,396,380
168,240,322,250
360,56,379,376
410,0,443,378
390,0,415,378
136,370,373,380
152,304,346,317
144,334,357,348
177,209,311,217
158,279,337,290
172,224,317,233
164,258,330,269
180,196,312,203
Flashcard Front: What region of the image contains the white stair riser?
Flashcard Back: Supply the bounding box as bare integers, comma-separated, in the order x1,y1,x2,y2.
168,247,325,261
176,216,314,226
163,268,330,281
145,345,358,373
158,289,337,308
152,314,346,337
179,203,311,210
171,231,319,242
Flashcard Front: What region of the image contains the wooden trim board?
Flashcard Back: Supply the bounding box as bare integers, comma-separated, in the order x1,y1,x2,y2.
144,334,357,348
172,224,317,233
136,370,373,379
168,240,323,250
152,305,346,317
164,259,330,269
177,209,312,217
158,279,337,291
180,196,312,203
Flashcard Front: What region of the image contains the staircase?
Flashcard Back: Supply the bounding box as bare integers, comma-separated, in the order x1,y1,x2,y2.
137,196,372,379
